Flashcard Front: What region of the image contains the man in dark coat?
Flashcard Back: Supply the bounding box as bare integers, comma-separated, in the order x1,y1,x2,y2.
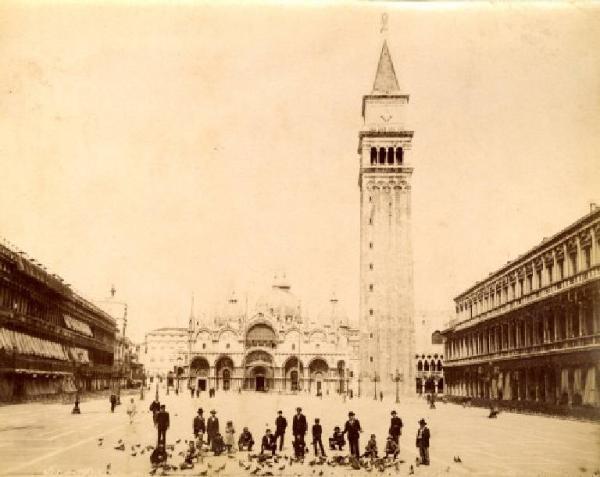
261,429,276,456
206,409,219,448
415,418,430,465
156,405,170,447
193,408,206,440
110,393,117,413
311,418,326,457
149,398,161,425
274,410,287,451
292,407,307,448
238,427,254,451
343,411,362,458
389,410,403,446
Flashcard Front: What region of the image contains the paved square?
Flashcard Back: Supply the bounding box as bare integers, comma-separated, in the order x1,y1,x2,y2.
0,392,598,476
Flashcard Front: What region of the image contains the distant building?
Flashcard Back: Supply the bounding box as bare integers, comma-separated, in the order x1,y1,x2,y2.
441,205,600,410
414,310,448,395
0,240,117,401
141,327,188,382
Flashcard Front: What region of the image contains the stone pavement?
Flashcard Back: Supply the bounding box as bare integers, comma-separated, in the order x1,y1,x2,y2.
0,390,598,476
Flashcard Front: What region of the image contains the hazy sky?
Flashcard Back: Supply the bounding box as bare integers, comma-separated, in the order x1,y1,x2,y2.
1,2,599,342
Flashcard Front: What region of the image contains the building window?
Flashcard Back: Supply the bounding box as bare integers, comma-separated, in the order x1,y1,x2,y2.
292,344,295,350
202,343,206,349
316,344,320,349
570,253,578,275
369,333,373,338
526,276,532,293
547,265,553,284
370,147,377,165
369,242,373,249
369,284,374,292
226,343,230,349
536,270,542,288
584,247,591,269
369,218,372,225
369,309,373,316
368,196,372,203
387,147,394,165
379,147,386,164
396,147,403,164
369,263,374,270
369,356,373,362
557,260,564,279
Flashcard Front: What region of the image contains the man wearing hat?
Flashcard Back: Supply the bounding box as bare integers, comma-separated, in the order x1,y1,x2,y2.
156,404,170,447
415,418,430,465
274,410,287,451
343,411,362,458
207,409,219,448
389,410,403,446
193,408,206,442
292,407,307,450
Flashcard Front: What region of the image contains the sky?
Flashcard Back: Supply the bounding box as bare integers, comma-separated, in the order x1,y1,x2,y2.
1,1,599,342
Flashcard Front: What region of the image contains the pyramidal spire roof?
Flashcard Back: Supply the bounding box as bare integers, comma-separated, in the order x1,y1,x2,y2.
372,40,400,94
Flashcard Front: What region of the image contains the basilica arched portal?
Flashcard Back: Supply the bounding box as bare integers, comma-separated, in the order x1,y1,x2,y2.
243,350,274,391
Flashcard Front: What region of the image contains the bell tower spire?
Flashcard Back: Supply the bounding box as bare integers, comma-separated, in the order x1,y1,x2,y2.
358,17,415,396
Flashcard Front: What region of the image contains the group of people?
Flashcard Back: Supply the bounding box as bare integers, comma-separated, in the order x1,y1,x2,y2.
146,397,431,467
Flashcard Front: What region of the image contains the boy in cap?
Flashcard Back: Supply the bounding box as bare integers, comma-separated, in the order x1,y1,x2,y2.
385,435,399,460
364,434,378,459
328,426,345,451
415,419,430,465
311,418,326,457
389,410,403,446
274,410,287,451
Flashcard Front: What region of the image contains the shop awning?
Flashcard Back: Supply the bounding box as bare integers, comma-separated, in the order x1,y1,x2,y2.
64,315,93,337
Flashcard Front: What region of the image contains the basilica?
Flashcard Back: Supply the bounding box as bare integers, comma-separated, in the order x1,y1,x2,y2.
141,276,361,394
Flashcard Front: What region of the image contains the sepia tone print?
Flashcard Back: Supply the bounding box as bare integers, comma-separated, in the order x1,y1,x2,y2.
0,2,599,476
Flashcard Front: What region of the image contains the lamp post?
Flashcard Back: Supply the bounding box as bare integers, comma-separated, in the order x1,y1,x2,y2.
394,368,403,404
71,351,83,414
373,373,380,401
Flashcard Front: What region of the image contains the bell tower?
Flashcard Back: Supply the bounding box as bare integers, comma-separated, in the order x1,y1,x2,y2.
358,35,415,395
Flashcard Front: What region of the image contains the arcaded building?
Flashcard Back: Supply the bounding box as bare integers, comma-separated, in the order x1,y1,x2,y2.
441,206,600,409
184,277,360,394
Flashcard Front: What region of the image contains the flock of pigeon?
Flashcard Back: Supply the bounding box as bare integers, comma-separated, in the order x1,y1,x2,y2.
99,435,463,476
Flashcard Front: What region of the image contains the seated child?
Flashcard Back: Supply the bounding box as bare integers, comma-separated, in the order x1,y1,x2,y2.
180,441,197,469
328,426,345,451
150,444,168,467
212,432,226,456
293,435,306,459
363,434,378,459
384,435,399,460
238,427,255,451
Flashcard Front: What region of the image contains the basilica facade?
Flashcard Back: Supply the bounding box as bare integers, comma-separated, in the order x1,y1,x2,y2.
185,277,360,395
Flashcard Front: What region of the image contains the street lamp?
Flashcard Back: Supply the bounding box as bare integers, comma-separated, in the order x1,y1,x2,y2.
373,373,380,400
394,369,403,404
71,351,83,414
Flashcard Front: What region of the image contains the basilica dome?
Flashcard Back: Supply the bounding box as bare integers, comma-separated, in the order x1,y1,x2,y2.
255,275,301,324
215,290,245,328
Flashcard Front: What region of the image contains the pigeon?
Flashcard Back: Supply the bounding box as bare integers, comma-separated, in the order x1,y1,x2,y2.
175,439,181,444
114,444,125,451
279,465,286,471
131,452,137,457
454,456,462,463
148,468,157,475
250,468,260,475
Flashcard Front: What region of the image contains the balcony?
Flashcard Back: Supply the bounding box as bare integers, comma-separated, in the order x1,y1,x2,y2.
453,265,600,332
445,332,600,367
